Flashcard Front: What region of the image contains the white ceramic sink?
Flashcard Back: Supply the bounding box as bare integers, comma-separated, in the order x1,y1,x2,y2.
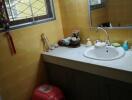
84,46,125,61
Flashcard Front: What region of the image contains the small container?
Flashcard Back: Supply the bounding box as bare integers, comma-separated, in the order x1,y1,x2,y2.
122,40,129,51
86,38,92,47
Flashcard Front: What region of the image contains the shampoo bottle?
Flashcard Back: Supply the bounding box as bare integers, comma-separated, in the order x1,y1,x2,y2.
122,40,129,51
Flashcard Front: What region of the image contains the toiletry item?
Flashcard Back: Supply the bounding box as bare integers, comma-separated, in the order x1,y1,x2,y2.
86,38,92,47
95,41,106,48
112,43,121,47
122,40,129,51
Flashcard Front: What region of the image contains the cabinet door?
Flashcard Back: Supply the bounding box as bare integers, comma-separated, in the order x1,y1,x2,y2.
45,63,132,100
74,70,100,100
46,63,76,100
104,79,132,100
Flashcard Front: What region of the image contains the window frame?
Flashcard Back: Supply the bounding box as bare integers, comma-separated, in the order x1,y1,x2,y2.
3,0,56,30
90,0,105,10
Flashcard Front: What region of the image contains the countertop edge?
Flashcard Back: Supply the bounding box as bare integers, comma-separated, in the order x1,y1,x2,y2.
43,54,132,84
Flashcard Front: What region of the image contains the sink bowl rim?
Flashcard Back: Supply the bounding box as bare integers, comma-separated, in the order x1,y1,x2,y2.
83,46,125,61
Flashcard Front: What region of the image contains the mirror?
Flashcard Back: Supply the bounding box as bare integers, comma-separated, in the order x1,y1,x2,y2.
89,0,132,28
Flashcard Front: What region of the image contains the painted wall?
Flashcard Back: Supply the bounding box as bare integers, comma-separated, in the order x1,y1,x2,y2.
59,0,132,44
107,0,132,26
91,7,108,27
59,0,98,42
0,0,132,100
0,0,63,100
90,0,132,27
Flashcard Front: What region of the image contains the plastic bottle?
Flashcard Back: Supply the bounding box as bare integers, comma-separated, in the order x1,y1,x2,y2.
86,38,92,47
122,40,129,51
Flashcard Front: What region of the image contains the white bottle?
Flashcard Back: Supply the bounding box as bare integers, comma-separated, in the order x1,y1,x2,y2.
86,38,92,47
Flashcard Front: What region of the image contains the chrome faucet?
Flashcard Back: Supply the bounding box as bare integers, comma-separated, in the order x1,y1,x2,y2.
97,27,110,46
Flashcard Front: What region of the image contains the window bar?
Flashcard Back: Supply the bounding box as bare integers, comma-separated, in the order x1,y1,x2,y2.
8,0,14,21
44,0,48,15
29,0,35,23
16,7,31,18
1,0,16,55
2,0,9,20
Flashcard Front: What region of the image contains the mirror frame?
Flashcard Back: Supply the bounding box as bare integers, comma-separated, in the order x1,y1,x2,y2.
88,0,132,29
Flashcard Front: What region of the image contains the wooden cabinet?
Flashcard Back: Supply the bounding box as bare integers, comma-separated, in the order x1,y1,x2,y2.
102,79,132,100
74,70,100,100
46,63,75,100
45,63,132,100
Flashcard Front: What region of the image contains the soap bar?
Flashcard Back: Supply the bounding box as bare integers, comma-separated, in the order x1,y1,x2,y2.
112,43,121,47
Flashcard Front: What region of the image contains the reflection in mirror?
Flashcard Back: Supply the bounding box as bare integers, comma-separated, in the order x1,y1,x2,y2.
89,0,132,28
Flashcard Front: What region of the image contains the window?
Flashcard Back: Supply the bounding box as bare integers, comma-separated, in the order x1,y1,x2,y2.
90,0,101,6
4,0,55,28
90,0,105,10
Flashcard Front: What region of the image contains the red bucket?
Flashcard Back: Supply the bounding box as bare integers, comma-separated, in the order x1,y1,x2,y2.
32,84,65,100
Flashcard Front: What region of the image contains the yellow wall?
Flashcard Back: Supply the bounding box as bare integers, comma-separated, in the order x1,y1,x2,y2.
91,7,108,27
59,0,132,44
90,0,132,27
106,0,132,26
0,0,63,100
59,0,98,42
0,0,132,100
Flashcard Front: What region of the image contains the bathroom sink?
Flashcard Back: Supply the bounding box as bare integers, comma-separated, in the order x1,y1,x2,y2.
84,46,125,61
